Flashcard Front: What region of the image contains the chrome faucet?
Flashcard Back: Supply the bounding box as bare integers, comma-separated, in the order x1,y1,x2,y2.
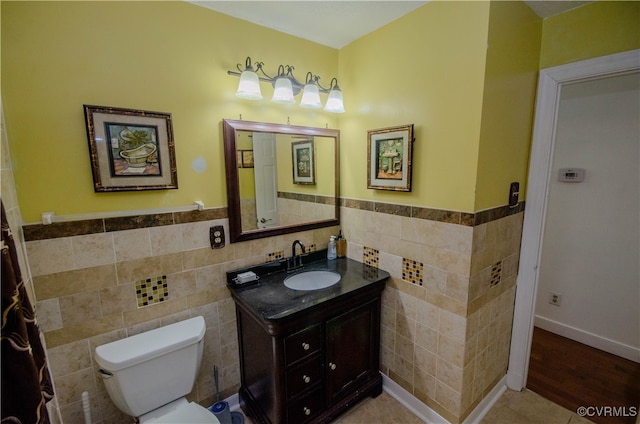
290,240,306,270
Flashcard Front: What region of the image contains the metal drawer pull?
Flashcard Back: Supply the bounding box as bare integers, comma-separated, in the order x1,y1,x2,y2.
302,342,310,350
304,407,311,416
303,375,311,383
329,362,337,370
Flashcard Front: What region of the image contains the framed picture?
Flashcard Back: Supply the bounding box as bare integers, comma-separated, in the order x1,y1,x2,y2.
367,124,414,191
237,150,254,168
84,105,178,192
292,139,315,184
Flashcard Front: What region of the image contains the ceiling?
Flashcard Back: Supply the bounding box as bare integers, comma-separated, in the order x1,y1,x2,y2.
188,1,593,49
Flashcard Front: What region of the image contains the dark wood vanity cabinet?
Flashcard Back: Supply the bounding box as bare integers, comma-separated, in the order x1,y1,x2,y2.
233,283,385,424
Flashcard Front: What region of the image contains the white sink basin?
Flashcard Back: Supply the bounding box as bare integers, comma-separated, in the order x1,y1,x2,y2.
284,270,341,291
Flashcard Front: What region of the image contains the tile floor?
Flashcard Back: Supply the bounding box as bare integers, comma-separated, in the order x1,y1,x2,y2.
238,388,596,424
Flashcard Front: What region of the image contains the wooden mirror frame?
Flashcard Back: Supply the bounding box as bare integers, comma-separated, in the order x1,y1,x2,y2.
222,119,340,243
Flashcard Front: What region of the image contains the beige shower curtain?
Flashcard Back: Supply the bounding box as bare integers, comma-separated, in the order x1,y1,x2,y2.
1,200,54,423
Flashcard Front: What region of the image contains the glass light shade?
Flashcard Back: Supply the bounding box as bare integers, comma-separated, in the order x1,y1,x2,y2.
299,83,322,109
324,87,345,113
271,77,296,104
236,70,263,100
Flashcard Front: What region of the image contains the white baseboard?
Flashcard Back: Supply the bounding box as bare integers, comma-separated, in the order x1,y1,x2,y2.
381,374,447,423
382,374,507,424
461,376,507,424
534,316,640,363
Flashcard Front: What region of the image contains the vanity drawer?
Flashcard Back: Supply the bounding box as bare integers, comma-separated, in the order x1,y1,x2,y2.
285,324,321,366
286,354,322,399
286,388,323,424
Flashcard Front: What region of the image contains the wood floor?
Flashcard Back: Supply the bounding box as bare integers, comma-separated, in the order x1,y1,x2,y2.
527,327,640,424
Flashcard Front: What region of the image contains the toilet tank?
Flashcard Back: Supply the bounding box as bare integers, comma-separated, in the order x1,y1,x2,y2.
95,316,206,417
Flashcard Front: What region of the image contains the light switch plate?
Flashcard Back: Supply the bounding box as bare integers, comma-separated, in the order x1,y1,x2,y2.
210,226,225,249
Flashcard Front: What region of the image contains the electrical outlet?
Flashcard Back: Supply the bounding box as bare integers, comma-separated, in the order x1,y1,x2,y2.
549,291,562,306
210,226,225,249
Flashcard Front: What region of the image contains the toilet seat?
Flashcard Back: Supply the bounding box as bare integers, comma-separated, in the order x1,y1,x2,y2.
144,401,220,423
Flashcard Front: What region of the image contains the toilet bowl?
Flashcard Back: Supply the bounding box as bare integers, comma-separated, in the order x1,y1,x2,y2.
95,316,219,423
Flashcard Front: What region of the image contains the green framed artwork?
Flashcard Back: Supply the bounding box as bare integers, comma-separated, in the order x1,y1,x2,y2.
84,105,178,192
367,124,414,191
292,139,315,184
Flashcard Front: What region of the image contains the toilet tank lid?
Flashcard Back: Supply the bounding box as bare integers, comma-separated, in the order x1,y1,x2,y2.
95,316,206,372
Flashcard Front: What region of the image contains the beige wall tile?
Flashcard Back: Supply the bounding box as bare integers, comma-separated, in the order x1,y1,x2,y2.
33,264,117,300
26,238,75,276
116,252,183,283
59,291,102,327
71,233,115,268
392,354,414,386
182,220,226,250
123,297,188,327
35,299,63,332
186,287,230,309
51,367,97,406
167,269,198,299
438,333,466,368
414,345,437,377
416,298,440,330
435,379,462,421
44,313,125,348
439,309,467,343
25,204,523,423
47,339,92,378
150,224,184,255
100,283,137,316
182,246,235,270
415,322,438,353
437,357,464,392
424,265,447,294
113,228,151,262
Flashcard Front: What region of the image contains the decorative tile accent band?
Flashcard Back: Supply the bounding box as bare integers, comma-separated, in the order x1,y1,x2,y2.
136,276,168,308
402,258,424,286
22,201,525,242
266,251,285,263
490,261,502,287
278,191,336,206
363,247,379,267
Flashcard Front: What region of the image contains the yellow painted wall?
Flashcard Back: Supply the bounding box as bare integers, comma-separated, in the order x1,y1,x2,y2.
540,1,640,69
5,1,637,222
474,1,542,211
277,135,335,196
339,1,490,213
1,1,338,223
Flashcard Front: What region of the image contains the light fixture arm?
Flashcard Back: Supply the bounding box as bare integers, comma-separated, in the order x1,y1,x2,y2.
228,57,339,94
228,56,345,113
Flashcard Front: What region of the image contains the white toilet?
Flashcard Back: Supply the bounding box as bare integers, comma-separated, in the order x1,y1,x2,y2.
95,316,220,423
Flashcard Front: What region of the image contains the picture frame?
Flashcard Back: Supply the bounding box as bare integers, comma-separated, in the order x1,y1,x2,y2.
84,105,178,192
367,124,414,191
292,139,315,185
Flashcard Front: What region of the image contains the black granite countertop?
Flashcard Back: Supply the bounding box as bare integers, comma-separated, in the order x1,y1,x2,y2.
227,254,390,322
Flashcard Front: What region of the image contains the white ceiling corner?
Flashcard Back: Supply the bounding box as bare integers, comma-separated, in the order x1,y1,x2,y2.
188,1,595,49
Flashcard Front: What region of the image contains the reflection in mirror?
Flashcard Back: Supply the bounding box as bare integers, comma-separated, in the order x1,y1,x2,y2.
223,119,340,243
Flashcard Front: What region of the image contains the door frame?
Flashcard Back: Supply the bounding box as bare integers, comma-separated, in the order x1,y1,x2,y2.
506,49,640,390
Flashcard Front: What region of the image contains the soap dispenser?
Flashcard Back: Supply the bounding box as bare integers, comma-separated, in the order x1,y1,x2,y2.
327,236,337,260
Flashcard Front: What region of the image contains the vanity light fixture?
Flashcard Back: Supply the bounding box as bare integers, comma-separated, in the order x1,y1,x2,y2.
228,56,345,113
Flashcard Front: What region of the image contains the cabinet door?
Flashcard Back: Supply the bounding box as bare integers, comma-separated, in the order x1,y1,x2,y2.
325,298,380,405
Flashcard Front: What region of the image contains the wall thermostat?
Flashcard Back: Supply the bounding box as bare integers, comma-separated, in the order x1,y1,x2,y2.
558,168,585,183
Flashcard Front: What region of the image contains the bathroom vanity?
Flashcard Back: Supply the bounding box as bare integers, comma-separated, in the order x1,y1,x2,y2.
227,254,389,424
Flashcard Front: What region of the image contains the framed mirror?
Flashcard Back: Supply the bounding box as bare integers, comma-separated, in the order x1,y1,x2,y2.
223,119,340,243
